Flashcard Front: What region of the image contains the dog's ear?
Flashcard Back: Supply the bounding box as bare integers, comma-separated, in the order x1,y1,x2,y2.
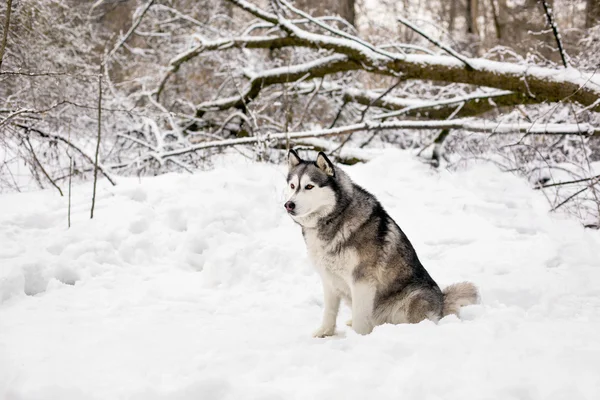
316,152,335,177
288,149,302,169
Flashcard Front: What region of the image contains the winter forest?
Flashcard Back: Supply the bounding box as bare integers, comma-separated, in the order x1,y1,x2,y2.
1,0,599,225
1,1,600,399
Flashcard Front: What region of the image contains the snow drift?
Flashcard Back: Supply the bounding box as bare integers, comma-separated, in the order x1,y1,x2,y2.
1,151,599,400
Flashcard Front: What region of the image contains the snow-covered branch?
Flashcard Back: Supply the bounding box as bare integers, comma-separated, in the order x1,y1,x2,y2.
159,0,600,113
195,55,358,115
335,86,535,119
113,119,600,166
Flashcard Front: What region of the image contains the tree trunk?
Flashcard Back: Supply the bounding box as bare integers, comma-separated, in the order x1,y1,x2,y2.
449,0,457,33
587,0,600,28
490,0,502,40
294,0,355,26
0,0,13,69
338,0,355,26
466,0,480,36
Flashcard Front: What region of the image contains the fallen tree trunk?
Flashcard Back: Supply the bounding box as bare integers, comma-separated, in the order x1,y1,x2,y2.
160,0,600,115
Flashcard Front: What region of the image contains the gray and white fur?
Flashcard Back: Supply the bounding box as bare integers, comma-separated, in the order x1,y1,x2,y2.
284,149,479,337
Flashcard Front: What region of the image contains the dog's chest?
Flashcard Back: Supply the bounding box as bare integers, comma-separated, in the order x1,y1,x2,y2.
303,229,358,283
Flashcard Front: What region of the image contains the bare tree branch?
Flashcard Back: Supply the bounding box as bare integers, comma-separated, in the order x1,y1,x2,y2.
91,65,103,219
292,77,324,131
551,183,597,211
396,15,475,70
104,0,156,64
0,70,97,77
338,87,532,119
328,78,404,155
242,15,358,36
287,137,373,164
276,0,397,60
537,174,600,189
540,0,569,68
15,123,117,186
24,137,64,196
195,55,359,115
117,132,157,151
68,157,73,228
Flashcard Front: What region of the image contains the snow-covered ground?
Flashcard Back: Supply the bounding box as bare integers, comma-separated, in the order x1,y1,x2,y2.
1,151,599,400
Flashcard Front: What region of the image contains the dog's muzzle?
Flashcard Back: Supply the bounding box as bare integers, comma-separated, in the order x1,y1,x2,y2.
284,201,295,214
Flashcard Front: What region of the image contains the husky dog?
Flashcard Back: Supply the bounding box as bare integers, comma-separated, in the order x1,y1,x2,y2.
285,149,479,337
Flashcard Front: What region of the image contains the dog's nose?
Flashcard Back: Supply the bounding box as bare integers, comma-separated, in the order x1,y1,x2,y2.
284,201,295,212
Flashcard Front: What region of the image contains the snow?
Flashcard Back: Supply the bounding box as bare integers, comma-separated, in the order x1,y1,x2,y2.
1,151,600,400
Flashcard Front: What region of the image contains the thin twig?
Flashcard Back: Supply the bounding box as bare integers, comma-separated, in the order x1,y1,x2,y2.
104,0,156,64
67,123,73,228
537,174,600,189
14,123,116,185
276,0,397,60
68,157,73,228
283,80,291,151
551,184,595,212
359,130,379,148
417,102,463,160
371,90,513,120
24,137,64,196
359,80,403,123
328,101,348,129
91,64,103,219
212,111,253,137
540,0,569,68
329,79,403,155
292,78,323,131
242,15,358,36
397,15,475,70
117,132,157,151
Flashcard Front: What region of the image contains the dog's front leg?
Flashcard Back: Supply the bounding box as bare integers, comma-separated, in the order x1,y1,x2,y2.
351,280,375,335
312,281,340,338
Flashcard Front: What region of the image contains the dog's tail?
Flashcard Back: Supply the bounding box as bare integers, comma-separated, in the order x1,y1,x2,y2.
442,282,479,317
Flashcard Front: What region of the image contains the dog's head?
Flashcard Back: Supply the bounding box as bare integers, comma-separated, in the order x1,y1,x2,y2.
284,149,337,226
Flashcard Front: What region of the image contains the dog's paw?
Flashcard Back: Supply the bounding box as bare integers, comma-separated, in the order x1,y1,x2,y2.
345,319,352,327
312,325,335,338
352,322,373,335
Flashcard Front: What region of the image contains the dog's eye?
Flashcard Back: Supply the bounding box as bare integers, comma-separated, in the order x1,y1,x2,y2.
290,183,295,189
305,184,314,190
